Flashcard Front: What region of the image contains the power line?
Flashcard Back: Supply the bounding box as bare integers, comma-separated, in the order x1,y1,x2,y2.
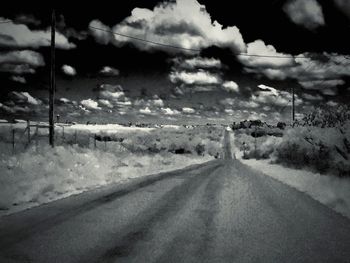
89,25,349,60
89,26,201,52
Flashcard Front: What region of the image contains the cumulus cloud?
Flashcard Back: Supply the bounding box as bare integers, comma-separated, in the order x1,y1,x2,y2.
222,81,239,93
14,14,41,26
172,56,222,70
0,91,42,114
302,93,323,101
139,107,153,115
95,84,133,109
0,18,76,49
220,97,259,109
326,100,339,107
99,66,120,76
182,107,195,114
169,70,221,85
0,50,45,74
299,79,345,89
134,97,164,108
8,91,41,105
58,98,71,104
283,0,325,30
10,76,26,83
238,40,295,69
243,52,350,93
173,86,185,97
88,0,246,54
61,65,77,76
0,50,44,66
253,84,302,106
80,99,101,110
161,107,180,115
98,99,113,108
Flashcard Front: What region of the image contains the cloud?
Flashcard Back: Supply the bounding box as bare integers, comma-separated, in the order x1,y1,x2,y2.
220,97,259,109
333,0,350,19
139,107,153,115
0,50,44,66
173,86,185,96
326,100,338,107
244,53,350,91
10,76,26,83
80,99,101,110
14,14,41,26
169,70,221,85
95,84,133,109
0,103,31,114
0,91,42,114
302,93,323,101
99,66,120,76
134,97,164,108
253,84,302,106
283,0,325,30
0,18,76,49
161,107,180,115
0,50,45,74
8,91,41,105
61,64,77,76
222,81,239,93
98,99,113,108
172,56,222,70
89,20,111,45
0,64,36,74
88,0,246,54
58,98,71,104
182,107,195,114
298,79,345,89
238,40,295,69
56,15,88,41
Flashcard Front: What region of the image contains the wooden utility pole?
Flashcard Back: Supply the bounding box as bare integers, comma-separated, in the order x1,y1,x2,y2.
49,9,56,147
291,86,295,126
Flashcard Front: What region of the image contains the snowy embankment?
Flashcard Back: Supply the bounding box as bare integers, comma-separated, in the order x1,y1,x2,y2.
0,123,222,216
239,157,350,219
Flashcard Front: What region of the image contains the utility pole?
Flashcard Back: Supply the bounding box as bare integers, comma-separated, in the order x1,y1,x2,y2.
49,9,56,147
291,86,295,126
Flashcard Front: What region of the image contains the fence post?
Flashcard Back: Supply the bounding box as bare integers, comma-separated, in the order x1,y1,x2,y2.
254,126,257,159
62,126,65,143
94,134,97,149
12,128,15,154
27,120,31,145
74,130,77,145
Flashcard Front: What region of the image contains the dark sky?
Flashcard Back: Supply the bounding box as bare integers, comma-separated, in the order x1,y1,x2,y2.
1,0,349,124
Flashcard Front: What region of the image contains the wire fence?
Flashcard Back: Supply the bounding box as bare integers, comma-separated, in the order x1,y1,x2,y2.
0,121,126,155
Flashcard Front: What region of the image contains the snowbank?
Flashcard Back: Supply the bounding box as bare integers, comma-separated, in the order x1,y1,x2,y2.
240,158,350,219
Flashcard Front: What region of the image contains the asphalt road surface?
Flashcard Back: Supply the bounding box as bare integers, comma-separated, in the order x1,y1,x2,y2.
0,130,350,262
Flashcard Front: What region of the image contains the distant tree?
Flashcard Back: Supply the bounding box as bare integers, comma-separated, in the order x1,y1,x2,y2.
295,104,350,127
277,122,287,130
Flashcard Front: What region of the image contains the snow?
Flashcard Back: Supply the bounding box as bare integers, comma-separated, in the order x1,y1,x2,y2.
240,157,350,219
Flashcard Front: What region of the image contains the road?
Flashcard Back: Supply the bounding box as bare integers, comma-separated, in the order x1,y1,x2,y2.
0,130,350,262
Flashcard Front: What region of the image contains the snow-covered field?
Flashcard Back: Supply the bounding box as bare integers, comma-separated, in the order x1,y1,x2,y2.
0,122,222,216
